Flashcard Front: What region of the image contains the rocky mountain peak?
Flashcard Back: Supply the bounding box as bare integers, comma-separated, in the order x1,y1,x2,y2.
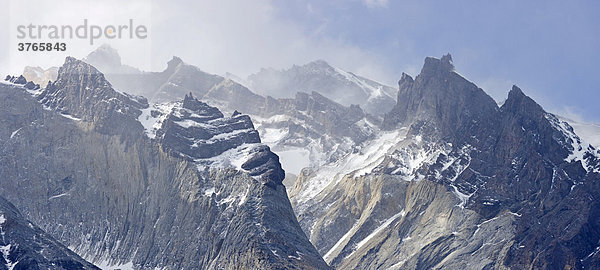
62,56,103,75
83,44,122,67
155,95,287,185
303,59,334,72
167,56,184,70
181,93,223,119
383,54,497,138
398,72,414,85
421,53,454,75
501,85,544,115
396,72,415,99
502,85,541,109
39,57,146,138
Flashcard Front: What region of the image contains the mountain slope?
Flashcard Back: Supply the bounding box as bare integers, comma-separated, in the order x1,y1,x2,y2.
561,116,600,149
0,195,99,270
88,47,379,183
290,54,600,269
0,58,329,269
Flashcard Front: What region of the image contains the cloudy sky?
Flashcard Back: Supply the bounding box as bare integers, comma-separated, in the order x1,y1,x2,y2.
1,0,598,122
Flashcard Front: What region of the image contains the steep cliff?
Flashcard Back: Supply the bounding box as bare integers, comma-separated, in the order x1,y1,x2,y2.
0,195,99,270
290,54,600,269
0,58,329,269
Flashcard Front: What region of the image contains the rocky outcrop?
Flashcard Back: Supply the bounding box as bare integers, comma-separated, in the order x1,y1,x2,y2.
4,75,40,90
0,195,99,270
5,75,28,85
382,54,498,142
156,94,285,187
0,59,329,269
38,57,148,139
291,54,600,269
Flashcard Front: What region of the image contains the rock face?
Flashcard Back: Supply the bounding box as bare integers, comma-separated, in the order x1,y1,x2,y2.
5,75,27,85
250,91,377,178
290,54,600,269
155,94,285,187
0,195,99,270
4,76,40,90
247,60,397,116
38,57,148,139
92,47,378,181
0,58,329,269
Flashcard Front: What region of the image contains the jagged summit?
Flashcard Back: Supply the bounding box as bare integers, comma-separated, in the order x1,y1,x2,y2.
83,44,122,67
39,56,147,138
0,58,330,269
421,53,454,74
62,56,104,75
383,54,497,138
151,94,288,185
501,85,545,116
398,72,414,84
181,92,223,118
167,56,184,70
509,84,523,95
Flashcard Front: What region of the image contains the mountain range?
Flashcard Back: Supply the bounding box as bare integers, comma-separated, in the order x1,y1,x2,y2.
3,45,599,269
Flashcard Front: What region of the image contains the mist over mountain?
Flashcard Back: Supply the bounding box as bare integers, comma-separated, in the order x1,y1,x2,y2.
0,58,329,269
1,45,599,270
247,60,397,116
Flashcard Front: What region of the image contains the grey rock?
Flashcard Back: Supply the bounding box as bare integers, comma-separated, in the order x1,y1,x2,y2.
12,75,27,85
38,57,147,140
292,54,600,269
0,60,330,269
23,81,39,90
0,195,99,270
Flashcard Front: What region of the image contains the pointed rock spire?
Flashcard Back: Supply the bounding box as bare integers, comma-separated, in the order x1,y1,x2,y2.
167,56,183,71
501,85,544,116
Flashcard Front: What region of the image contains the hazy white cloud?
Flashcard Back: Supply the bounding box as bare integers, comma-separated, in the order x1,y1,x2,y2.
147,0,396,83
2,0,152,74
362,0,389,9
0,0,398,86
